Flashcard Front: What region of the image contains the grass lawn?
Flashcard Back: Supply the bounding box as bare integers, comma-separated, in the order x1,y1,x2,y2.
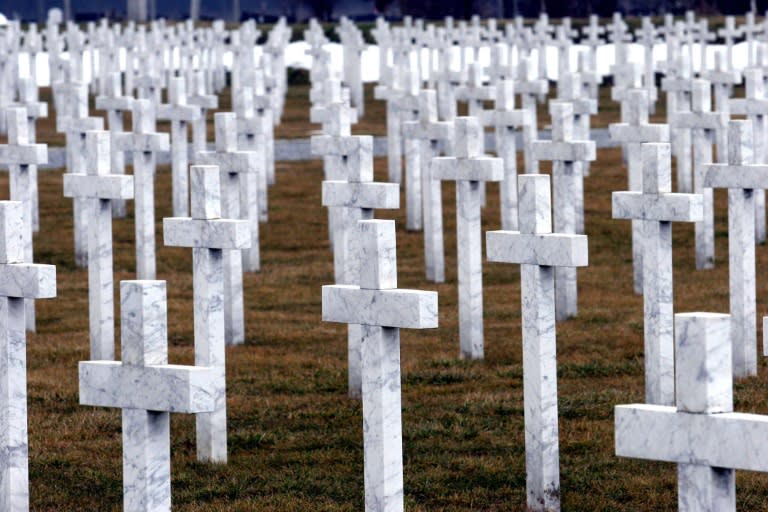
17,83,768,510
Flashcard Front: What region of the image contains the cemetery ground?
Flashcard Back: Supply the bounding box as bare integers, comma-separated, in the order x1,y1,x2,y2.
19,83,768,510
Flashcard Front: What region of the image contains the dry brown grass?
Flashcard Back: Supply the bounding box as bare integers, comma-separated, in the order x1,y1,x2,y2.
16,85,768,510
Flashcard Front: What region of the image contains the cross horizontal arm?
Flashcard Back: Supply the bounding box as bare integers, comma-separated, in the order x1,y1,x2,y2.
431,156,504,182
56,117,103,133
568,99,598,115
310,106,359,125
0,143,47,165
112,132,170,153
79,361,218,413
322,181,400,209
163,218,251,249
188,96,218,109
322,285,438,329
670,112,728,130
401,120,453,141
729,98,768,115
0,263,56,298
481,109,530,128
486,231,588,267
156,104,200,122
515,82,548,96
615,404,768,472
612,191,703,222
95,96,134,112
63,174,134,200
196,151,259,174
311,135,371,156
703,164,768,189
532,141,596,162
609,124,669,143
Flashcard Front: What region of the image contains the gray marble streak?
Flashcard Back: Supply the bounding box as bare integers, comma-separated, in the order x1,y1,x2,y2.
79,280,219,512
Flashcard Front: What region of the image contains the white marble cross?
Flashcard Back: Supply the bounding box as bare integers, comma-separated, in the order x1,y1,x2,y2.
318,134,399,398
402,89,453,283
374,64,407,184
95,72,135,219
157,76,201,217
533,102,595,321
232,82,268,265
669,80,727,270
717,16,740,70
0,108,47,332
391,70,424,231
701,52,741,166
580,14,604,96
481,80,530,231
703,120,768,378
515,57,548,174
433,117,503,360
253,67,278,211
187,71,218,155
729,68,768,245
609,89,669,295
487,173,588,512
322,219,438,512
0,201,56,512
557,72,597,183
741,12,759,67
56,82,104,267
456,62,495,120
310,99,360,274
635,17,660,112
13,78,47,233
79,280,219,512
163,165,249,463
614,311,768,511
63,131,134,361
112,99,170,280
196,113,258,346
613,143,703,406
660,57,694,193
